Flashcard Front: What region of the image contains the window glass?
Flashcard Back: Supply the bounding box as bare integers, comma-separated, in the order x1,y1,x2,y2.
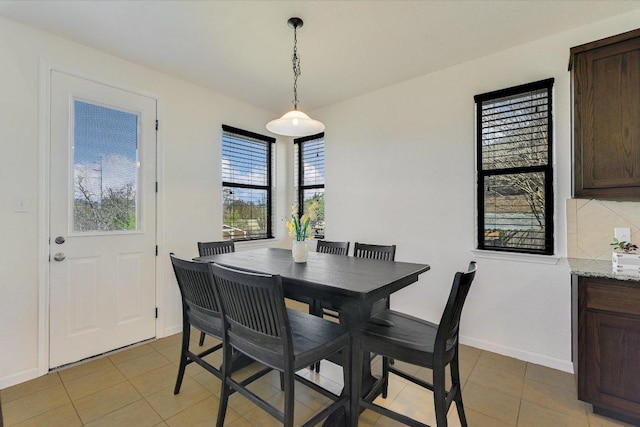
73,100,139,232
475,79,554,254
295,133,325,238
222,125,274,240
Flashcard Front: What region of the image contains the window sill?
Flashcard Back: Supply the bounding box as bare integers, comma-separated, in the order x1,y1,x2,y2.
471,249,562,265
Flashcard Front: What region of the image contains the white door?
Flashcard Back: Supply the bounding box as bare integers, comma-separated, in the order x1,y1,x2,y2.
49,71,157,368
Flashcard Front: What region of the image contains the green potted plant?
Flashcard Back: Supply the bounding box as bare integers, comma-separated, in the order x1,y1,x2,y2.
611,238,638,253
286,203,317,263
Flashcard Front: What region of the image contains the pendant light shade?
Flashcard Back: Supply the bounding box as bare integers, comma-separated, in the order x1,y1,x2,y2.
266,109,325,137
266,17,325,137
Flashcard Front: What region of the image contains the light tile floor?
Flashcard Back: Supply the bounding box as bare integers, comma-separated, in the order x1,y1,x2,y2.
1,307,635,427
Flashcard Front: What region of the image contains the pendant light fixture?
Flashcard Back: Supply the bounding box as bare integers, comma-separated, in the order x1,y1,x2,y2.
266,17,325,137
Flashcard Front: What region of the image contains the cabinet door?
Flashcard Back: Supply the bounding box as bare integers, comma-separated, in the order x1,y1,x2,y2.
580,310,640,415
573,35,640,199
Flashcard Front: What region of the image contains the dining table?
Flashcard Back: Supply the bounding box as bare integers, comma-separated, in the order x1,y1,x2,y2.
196,247,429,388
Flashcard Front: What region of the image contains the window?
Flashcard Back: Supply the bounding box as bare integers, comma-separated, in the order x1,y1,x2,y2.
294,133,325,239
475,79,554,255
73,101,139,232
222,125,275,240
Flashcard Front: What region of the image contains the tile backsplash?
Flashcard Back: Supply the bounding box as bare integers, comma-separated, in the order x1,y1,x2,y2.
567,198,640,260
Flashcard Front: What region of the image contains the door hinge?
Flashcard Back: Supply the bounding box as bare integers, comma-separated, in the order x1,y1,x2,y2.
155,245,158,256
155,307,158,318
155,120,159,131
155,182,158,193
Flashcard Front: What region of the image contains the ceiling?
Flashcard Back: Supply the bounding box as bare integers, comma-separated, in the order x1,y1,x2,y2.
1,1,639,114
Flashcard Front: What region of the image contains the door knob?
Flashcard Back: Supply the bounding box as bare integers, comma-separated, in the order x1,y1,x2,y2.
55,236,65,244
53,252,66,262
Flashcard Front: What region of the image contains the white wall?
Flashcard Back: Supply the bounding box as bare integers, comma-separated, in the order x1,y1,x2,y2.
0,16,290,388
313,10,640,372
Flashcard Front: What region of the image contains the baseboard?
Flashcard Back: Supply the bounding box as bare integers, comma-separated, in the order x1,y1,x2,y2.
460,335,574,373
0,367,40,390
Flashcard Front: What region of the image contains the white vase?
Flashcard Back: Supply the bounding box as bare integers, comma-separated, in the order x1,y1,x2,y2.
292,240,309,263
612,251,640,269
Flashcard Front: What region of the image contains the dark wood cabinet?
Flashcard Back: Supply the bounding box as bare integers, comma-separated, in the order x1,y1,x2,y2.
571,29,640,200
573,275,640,424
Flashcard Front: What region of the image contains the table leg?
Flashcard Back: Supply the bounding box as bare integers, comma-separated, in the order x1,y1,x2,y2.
337,302,382,399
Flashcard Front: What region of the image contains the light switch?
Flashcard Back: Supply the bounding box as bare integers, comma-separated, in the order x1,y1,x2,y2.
615,227,631,243
14,197,30,213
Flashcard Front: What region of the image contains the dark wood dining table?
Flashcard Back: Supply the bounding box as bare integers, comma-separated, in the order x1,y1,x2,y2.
195,247,430,415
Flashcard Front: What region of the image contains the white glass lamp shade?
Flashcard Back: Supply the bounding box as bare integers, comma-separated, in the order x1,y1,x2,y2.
266,109,325,137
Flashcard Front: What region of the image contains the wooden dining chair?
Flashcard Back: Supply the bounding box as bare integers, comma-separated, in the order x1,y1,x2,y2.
197,240,235,256
316,239,350,256
169,254,224,395
209,263,352,427
314,242,397,374
320,242,395,321
308,240,351,372
351,242,399,388
353,242,396,315
350,262,477,427
353,242,396,261
196,240,235,346
312,240,350,317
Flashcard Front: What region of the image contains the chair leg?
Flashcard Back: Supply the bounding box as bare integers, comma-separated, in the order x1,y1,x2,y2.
173,321,190,395
342,337,352,422
284,370,295,426
433,365,448,427
198,331,206,346
350,336,363,427
310,299,320,372
216,342,233,427
450,356,468,427
381,356,389,398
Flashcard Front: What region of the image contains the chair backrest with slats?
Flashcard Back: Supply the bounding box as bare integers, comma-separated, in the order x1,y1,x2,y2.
209,263,291,369
198,240,235,257
353,242,396,261
435,262,477,363
170,254,221,330
317,240,350,256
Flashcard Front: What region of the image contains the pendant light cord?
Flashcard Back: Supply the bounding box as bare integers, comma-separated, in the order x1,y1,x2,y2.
292,25,301,109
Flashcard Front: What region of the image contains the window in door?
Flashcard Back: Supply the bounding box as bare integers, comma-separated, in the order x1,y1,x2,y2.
73,101,140,233
222,125,275,240
294,133,325,239
475,79,554,255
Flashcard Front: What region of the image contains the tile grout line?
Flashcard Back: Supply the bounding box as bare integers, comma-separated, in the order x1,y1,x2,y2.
514,362,530,427
60,377,85,426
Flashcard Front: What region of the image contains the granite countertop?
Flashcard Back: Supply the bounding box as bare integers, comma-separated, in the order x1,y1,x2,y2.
568,257,640,281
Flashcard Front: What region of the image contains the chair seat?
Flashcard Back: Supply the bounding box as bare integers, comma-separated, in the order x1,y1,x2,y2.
232,309,349,371
357,309,439,367
288,309,349,368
